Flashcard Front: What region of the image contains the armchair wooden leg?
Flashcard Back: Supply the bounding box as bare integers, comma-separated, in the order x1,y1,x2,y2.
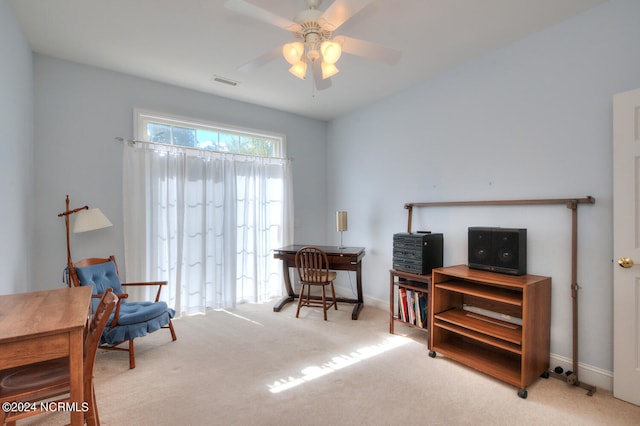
129,339,135,369
167,320,177,341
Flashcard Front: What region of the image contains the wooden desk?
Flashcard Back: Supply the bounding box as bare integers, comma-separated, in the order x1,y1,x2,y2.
273,245,366,319
0,286,92,425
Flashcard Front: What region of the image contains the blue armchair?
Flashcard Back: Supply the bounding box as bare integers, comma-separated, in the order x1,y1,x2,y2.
69,256,177,369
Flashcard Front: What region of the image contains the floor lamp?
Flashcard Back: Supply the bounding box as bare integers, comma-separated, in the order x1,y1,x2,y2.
58,195,112,276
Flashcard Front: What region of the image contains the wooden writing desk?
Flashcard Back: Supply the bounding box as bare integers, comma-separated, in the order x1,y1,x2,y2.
0,286,92,425
273,245,366,319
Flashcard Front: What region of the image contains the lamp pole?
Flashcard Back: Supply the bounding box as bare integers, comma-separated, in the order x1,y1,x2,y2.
57,195,89,270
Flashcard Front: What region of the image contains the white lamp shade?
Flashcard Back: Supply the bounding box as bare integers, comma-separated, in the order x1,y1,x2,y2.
283,42,305,65
73,208,113,233
321,40,342,64
321,62,339,79
336,211,348,232
288,60,307,80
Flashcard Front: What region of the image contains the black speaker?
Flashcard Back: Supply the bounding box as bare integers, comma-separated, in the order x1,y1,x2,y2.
468,227,526,275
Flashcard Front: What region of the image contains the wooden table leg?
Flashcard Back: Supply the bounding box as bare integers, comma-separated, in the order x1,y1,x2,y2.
69,328,84,426
273,261,296,312
350,261,364,320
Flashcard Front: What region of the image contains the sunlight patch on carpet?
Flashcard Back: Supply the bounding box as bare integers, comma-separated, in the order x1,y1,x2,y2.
215,308,264,326
268,335,411,393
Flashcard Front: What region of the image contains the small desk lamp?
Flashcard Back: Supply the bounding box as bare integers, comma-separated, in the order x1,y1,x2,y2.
58,195,112,273
336,211,348,249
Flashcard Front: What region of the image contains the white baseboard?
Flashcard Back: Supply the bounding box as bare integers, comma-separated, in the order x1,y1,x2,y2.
548,353,612,392
363,293,388,311
360,292,613,392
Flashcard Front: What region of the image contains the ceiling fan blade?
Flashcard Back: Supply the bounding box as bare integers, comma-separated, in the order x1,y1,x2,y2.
312,61,332,91
238,46,282,73
224,0,300,31
335,35,402,65
320,0,373,30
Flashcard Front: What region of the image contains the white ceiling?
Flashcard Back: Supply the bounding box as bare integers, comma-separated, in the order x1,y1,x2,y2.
9,0,608,121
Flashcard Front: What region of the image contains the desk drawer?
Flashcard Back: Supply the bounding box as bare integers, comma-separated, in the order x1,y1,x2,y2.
0,334,69,369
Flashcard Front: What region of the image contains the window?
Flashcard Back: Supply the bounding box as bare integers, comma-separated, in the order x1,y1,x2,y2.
125,109,293,314
134,109,285,158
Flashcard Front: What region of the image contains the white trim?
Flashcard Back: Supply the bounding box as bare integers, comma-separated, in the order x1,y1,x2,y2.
133,108,286,157
549,353,612,391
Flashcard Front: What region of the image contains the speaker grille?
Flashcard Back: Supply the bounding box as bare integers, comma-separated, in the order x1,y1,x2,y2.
468,227,493,269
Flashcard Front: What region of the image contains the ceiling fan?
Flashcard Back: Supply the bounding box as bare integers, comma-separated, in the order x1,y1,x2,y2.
224,0,402,91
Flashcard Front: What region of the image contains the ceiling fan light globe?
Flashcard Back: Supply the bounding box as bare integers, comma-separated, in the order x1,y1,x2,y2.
288,61,307,80
321,62,339,79
282,42,305,65
321,40,342,64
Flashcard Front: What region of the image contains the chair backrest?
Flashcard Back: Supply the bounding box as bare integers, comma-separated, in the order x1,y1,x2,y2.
84,288,118,378
69,256,124,294
295,246,331,283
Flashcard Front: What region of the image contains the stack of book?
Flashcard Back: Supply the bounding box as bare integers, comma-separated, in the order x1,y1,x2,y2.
397,287,428,328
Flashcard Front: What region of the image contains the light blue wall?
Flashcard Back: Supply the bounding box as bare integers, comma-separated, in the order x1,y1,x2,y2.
327,0,640,373
0,0,34,294
32,55,328,291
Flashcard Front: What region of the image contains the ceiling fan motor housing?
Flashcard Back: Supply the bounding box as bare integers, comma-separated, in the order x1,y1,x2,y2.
306,0,322,9
293,8,334,59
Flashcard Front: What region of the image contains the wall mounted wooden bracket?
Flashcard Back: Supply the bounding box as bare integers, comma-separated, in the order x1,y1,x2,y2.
404,196,595,233
404,196,596,396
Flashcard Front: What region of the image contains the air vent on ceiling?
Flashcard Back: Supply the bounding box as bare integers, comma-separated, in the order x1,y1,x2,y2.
211,75,239,87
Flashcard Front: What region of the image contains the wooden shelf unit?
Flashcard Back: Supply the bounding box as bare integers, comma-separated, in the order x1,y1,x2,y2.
389,269,431,336
429,265,551,398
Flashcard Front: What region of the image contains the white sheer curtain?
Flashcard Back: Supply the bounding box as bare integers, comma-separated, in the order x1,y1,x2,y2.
122,142,293,315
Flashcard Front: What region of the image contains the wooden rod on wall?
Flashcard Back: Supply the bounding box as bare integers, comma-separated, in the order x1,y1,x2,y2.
404,196,595,233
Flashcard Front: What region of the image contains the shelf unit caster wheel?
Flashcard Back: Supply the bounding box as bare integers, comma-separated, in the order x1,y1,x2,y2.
540,371,550,379
428,350,436,358
517,389,528,399
554,366,564,374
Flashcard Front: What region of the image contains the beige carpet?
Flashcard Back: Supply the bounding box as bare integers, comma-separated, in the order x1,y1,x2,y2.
23,301,639,425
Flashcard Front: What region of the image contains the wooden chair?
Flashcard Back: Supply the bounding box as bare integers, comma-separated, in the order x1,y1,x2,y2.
295,246,338,320
0,288,118,426
68,256,177,369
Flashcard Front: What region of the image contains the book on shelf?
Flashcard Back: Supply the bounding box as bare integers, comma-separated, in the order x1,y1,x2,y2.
418,293,427,329
398,287,408,322
407,289,415,325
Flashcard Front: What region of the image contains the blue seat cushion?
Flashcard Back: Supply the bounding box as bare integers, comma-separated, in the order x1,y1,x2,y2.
102,301,176,345
117,301,169,325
